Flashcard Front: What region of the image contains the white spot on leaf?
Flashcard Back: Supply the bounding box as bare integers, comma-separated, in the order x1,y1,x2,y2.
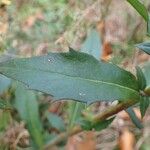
48,59,51,62
79,92,86,96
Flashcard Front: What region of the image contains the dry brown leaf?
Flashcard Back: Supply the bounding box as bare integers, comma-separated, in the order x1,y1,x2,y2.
0,22,8,34
101,41,112,61
97,20,105,39
66,131,96,150
118,128,135,150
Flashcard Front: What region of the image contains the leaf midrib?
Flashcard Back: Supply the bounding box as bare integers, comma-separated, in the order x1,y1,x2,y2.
0,66,139,95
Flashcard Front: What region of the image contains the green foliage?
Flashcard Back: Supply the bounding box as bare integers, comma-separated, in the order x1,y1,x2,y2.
127,0,150,38
0,99,11,110
136,66,146,90
143,62,150,95
0,99,7,110
147,16,150,36
127,0,149,21
46,112,65,131
80,117,114,131
136,42,150,55
68,101,85,129
0,0,150,149
0,75,11,94
0,49,140,104
138,63,150,118
14,84,44,149
140,96,150,118
67,29,101,130
0,100,12,132
81,29,102,60
126,107,143,129
0,110,11,131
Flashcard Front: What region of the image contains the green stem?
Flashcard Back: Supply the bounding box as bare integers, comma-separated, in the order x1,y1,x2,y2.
44,99,139,149
68,102,81,130
92,99,139,123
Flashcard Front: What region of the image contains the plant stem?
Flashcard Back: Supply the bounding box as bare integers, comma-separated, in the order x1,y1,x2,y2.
44,126,82,150
44,99,139,149
68,102,81,130
93,99,138,123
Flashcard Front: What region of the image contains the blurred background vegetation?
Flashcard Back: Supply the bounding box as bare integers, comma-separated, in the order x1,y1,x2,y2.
0,0,150,150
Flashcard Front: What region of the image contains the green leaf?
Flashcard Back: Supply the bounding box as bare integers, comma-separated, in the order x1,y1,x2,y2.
0,49,140,104
81,29,102,60
0,99,11,110
126,107,143,129
140,96,150,118
76,30,100,130
143,62,150,95
79,120,91,130
0,99,12,131
81,117,114,131
46,112,65,131
127,0,148,21
14,84,44,149
92,117,114,131
147,15,150,36
0,99,7,109
0,75,11,94
136,42,150,55
68,101,85,129
136,66,146,90
0,110,11,131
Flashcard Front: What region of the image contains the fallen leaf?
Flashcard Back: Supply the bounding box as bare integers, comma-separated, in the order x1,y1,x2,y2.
66,131,96,150
101,41,112,61
118,128,135,150
0,22,8,34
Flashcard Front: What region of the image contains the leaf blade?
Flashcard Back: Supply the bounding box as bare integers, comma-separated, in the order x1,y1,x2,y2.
140,97,150,118
80,117,114,131
46,112,65,131
126,107,143,129
81,29,102,60
136,66,146,90
0,50,140,104
143,62,150,95
136,42,150,55
127,0,148,21
14,84,44,148
0,75,11,94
